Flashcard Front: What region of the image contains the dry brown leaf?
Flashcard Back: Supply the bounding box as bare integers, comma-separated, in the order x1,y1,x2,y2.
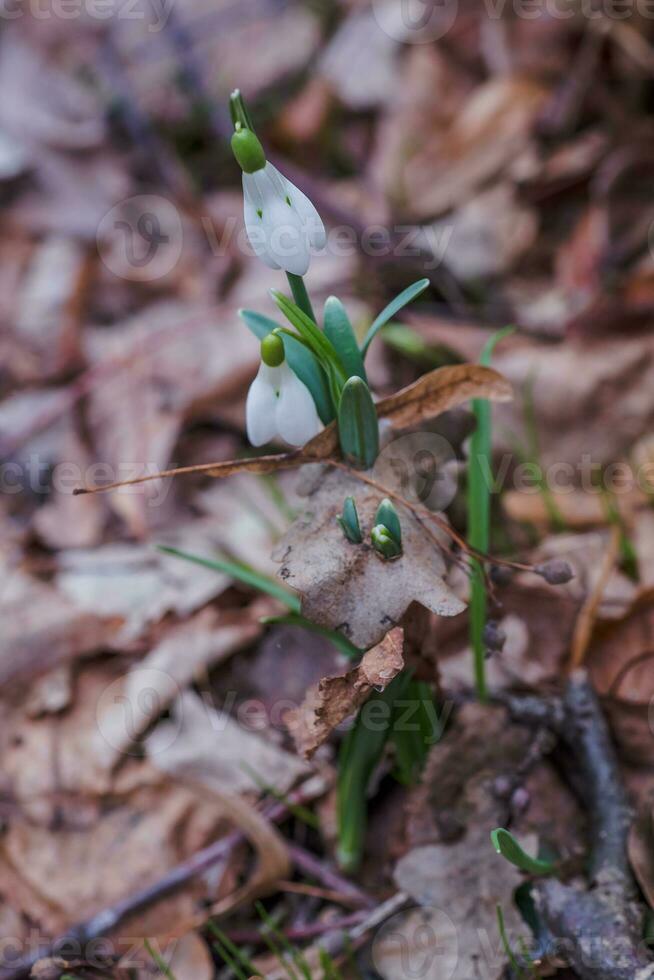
56,523,241,644
588,589,654,765
94,605,267,763
0,782,224,939
401,76,549,218
1,562,119,688
272,467,465,650
284,627,404,759
394,704,538,980
146,691,308,797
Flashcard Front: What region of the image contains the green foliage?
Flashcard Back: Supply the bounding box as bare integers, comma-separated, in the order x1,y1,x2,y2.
157,545,301,611
490,828,555,876
337,672,438,871
360,279,430,358
374,498,402,546
261,612,361,659
144,938,177,980
468,326,514,701
323,297,367,382
337,495,363,544
337,376,380,469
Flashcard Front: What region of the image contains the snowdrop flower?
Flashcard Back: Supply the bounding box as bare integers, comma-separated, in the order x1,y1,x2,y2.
232,124,326,276
246,333,321,448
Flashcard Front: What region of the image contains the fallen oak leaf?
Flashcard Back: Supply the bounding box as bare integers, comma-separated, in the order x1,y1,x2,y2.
272,468,465,650
284,627,404,759
73,364,511,495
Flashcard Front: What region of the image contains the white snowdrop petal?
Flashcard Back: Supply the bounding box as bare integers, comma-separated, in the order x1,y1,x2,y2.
243,198,281,270
265,197,311,276
286,180,327,250
276,365,322,446
246,364,279,446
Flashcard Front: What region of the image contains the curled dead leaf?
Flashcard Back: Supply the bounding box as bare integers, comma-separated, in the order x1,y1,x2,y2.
272,468,465,650
284,627,404,759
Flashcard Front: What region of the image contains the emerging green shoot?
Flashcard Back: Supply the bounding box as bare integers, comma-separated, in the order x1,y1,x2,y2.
491,828,556,876
338,496,363,544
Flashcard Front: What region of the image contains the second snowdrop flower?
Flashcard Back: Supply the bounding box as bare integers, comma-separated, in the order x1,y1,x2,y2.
246,333,322,448
231,117,326,276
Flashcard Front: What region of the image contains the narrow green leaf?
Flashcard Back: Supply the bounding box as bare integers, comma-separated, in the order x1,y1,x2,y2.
337,671,411,871
157,545,301,612
261,612,361,659
360,278,430,359
272,290,346,378
337,377,380,469
338,496,363,544
144,939,177,980
323,297,367,383
468,326,515,701
491,828,555,876
239,309,335,423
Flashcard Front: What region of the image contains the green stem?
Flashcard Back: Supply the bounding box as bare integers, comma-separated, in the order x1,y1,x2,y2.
287,272,316,323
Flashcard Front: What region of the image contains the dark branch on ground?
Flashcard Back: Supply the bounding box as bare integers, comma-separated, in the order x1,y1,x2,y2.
501,670,654,980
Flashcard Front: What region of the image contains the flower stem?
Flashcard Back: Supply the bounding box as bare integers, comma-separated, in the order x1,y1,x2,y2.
287,272,316,323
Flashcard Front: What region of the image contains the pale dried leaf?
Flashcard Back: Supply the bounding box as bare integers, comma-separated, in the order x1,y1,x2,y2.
147,691,308,797
272,468,465,650
94,605,266,762
285,627,404,759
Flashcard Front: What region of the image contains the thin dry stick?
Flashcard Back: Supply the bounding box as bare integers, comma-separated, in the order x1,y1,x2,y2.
569,525,620,671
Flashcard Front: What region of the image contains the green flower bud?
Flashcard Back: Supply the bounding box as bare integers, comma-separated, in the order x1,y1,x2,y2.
231,125,266,174
374,498,401,547
337,496,362,544
371,524,402,560
260,332,285,368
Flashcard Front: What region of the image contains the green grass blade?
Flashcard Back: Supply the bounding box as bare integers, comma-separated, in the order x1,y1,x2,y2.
360,279,430,359
207,923,258,980
144,939,177,980
468,327,514,701
260,612,361,659
157,545,301,612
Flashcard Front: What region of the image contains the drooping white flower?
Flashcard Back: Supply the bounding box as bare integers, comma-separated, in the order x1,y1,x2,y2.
246,334,321,448
242,162,326,276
